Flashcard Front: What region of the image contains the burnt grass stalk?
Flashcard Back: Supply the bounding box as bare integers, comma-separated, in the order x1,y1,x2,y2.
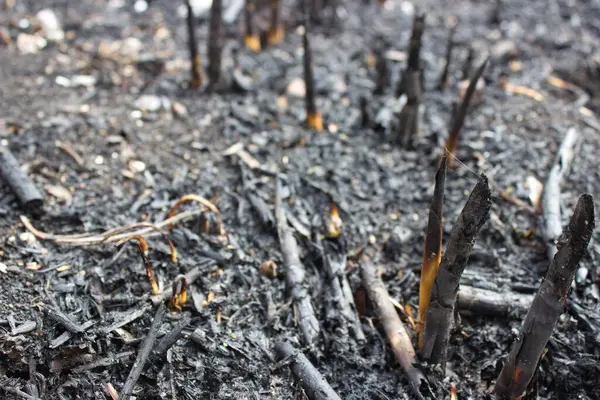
184,0,202,88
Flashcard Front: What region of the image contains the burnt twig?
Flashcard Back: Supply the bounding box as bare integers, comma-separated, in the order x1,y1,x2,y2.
494,194,595,398
541,127,580,260
275,176,319,344
153,313,191,356
120,303,166,400
184,0,203,88
444,57,488,166
207,0,223,90
150,261,215,306
274,341,342,400
421,175,491,366
417,152,447,348
0,145,44,211
360,252,426,399
45,305,84,334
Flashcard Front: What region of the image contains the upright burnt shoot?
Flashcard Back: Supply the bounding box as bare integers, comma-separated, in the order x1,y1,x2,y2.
303,11,323,131
244,0,261,52
184,0,203,88
207,0,223,90
396,13,425,98
495,194,595,398
421,175,491,366
417,152,447,348
444,57,488,166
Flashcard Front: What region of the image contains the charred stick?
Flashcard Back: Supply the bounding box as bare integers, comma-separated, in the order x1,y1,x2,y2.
444,57,488,166
45,305,83,334
267,0,284,45
120,302,166,400
275,176,320,344
320,236,365,342
417,152,447,348
244,0,261,52
542,127,579,260
274,341,342,400
153,313,191,356
421,175,491,366
438,24,456,91
494,194,595,398
396,13,425,98
360,253,426,399
397,69,422,148
0,145,43,211
457,285,532,317
303,11,322,131
207,0,223,90
184,0,203,88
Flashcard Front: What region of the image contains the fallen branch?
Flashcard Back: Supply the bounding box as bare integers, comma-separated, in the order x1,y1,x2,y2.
495,194,595,398
541,127,580,260
421,175,491,366
273,341,342,400
360,252,426,399
457,285,532,317
0,145,44,211
120,302,166,400
418,152,447,348
275,176,319,345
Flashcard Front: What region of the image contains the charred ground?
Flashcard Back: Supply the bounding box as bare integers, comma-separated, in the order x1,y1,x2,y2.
1,0,600,399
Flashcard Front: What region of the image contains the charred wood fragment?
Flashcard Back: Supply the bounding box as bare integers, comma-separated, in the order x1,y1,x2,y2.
274,341,342,400
360,252,427,399
542,127,580,261
275,176,319,344
0,145,44,212
494,194,595,399
421,175,491,366
438,24,456,91
45,305,84,334
417,152,447,348
153,312,191,356
120,303,166,400
207,0,223,90
444,57,488,166
396,69,422,148
396,13,425,98
303,11,322,131
184,0,203,88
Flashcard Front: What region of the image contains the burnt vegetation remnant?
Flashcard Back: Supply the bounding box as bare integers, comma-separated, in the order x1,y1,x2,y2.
1,1,599,399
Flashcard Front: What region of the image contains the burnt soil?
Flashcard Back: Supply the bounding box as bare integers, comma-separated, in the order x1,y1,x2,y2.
1,0,600,399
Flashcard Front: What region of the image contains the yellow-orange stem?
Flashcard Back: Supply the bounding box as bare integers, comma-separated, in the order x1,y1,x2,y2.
307,111,323,131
